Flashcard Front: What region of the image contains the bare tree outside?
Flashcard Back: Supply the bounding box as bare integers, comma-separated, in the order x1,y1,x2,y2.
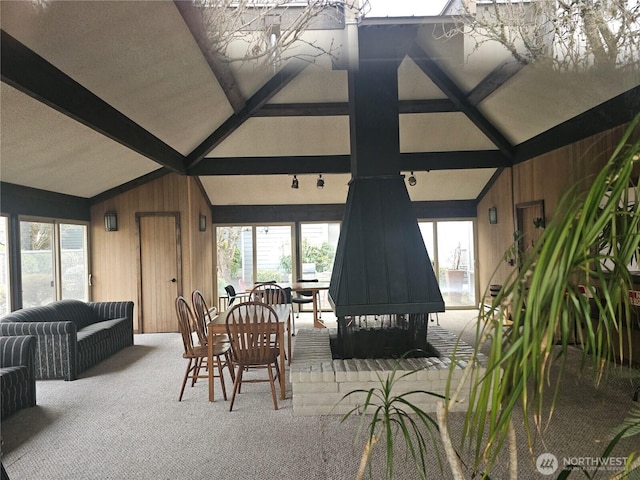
443,0,640,71
193,0,369,68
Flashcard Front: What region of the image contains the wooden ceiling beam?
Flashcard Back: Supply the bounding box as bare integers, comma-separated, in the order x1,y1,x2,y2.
188,150,509,175
467,60,525,105
253,99,458,116
174,1,245,114
514,85,640,163
189,155,351,175
185,60,308,170
408,43,516,160
0,30,187,174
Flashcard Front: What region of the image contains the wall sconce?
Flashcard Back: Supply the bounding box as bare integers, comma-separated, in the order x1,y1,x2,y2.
291,175,299,189
199,214,207,232
316,174,324,189
408,171,417,186
489,207,498,225
104,212,118,232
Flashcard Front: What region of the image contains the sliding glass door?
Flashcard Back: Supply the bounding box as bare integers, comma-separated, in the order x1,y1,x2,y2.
216,224,293,298
419,220,476,308
0,217,10,315
20,219,89,308
299,222,340,311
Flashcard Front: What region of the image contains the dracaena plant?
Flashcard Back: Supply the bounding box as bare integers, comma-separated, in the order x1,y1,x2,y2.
341,116,640,480
441,115,640,478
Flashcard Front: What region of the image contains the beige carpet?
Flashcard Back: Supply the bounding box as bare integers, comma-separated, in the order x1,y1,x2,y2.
2,311,638,480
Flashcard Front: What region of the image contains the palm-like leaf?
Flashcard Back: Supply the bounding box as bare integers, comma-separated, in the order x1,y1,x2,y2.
340,354,447,480
461,116,640,474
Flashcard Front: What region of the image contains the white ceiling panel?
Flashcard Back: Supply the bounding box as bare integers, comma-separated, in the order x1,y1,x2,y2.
209,116,350,157
0,84,159,198
481,65,640,145
400,112,497,152
1,0,234,155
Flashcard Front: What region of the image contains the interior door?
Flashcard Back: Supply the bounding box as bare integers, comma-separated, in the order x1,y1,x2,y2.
138,213,181,333
516,200,545,270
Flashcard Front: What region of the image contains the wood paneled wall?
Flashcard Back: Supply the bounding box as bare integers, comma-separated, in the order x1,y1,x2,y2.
476,122,639,300
476,168,515,296
90,173,213,332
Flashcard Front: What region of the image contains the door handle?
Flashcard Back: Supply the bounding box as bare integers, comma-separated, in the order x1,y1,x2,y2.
169,278,177,283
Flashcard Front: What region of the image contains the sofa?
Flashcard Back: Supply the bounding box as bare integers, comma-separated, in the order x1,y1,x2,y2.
1,335,37,419
0,300,134,381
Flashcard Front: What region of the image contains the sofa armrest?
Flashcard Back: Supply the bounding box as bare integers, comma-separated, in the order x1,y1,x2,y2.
88,301,134,322
0,321,77,380
0,335,37,369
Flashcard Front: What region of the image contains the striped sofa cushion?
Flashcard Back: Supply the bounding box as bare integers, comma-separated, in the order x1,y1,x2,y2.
0,335,37,418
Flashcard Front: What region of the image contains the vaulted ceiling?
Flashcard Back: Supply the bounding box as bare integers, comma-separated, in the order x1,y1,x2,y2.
1,1,639,208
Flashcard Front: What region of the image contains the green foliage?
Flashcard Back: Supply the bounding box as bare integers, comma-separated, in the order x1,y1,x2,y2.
340,354,446,480
463,116,640,474
256,269,280,282
301,239,335,273
280,239,336,275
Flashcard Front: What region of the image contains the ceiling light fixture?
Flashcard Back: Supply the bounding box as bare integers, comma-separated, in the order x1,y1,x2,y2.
408,171,417,187
317,174,324,189
291,175,299,189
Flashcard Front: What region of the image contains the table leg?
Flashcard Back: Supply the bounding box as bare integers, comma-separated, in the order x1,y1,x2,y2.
208,341,214,402
279,324,286,399
313,291,326,329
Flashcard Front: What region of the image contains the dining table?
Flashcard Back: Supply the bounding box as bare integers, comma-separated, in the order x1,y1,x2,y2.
207,303,291,401
279,281,331,329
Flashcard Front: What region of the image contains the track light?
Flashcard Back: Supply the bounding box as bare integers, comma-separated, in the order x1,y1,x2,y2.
408,171,417,187
291,175,299,189
317,174,324,189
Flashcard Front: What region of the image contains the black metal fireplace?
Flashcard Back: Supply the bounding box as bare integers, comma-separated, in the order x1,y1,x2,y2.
328,25,445,358
332,313,441,359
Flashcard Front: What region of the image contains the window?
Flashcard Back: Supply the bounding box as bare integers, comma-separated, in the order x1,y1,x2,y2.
216,226,253,296
256,225,292,283
0,217,10,315
299,222,340,310
419,220,476,308
20,219,89,308
216,224,294,297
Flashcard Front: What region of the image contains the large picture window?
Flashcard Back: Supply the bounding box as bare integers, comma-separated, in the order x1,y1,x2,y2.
20,219,89,308
0,217,10,315
216,225,293,298
419,220,476,308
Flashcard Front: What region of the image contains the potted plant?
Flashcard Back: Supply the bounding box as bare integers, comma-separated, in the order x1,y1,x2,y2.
343,116,640,479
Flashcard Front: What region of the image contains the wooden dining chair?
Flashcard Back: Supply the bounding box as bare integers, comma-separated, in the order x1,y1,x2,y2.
192,290,234,382
175,296,230,402
192,290,229,344
225,301,281,411
250,283,293,365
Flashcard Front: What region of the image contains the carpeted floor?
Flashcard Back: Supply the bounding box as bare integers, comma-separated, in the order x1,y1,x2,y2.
2,311,638,480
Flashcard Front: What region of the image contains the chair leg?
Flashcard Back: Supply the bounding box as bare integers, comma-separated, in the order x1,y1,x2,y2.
292,309,296,335
267,363,279,410
229,366,243,412
179,359,193,402
225,351,236,382
216,356,228,401
287,317,292,366
192,357,203,387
